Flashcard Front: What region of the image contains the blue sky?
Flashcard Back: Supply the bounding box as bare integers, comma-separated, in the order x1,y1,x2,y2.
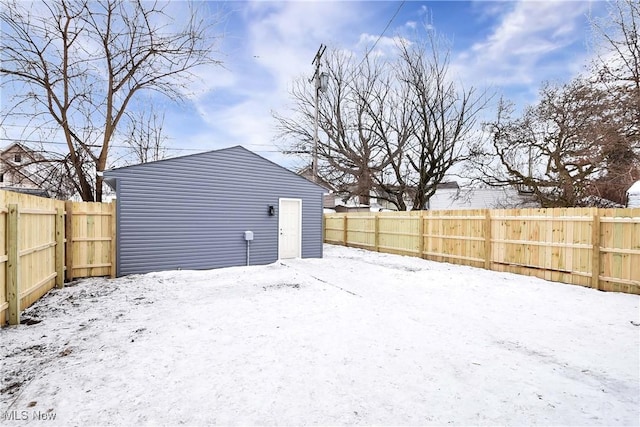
161,0,607,170
1,0,609,170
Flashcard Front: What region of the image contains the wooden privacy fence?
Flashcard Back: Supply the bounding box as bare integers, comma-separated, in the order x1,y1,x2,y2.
325,208,640,295
1,190,116,325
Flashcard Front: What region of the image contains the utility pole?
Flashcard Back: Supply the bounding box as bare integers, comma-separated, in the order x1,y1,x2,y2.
311,44,326,183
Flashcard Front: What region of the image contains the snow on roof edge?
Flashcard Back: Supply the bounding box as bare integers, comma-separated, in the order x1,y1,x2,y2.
627,180,640,194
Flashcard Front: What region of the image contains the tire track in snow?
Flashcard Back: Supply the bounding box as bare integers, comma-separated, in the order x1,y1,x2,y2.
279,262,361,297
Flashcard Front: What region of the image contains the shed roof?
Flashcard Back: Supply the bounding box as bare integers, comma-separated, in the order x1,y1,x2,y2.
627,180,640,195
436,181,460,190
105,145,325,192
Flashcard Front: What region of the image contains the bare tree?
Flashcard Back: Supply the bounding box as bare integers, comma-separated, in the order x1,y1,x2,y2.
360,55,414,210
467,0,640,207
123,106,169,164
275,35,487,210
274,49,392,206
392,36,487,210
0,0,222,201
589,0,640,203
471,80,617,207
591,0,640,110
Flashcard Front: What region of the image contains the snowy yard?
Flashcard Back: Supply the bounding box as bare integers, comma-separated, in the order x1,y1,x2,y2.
1,244,639,426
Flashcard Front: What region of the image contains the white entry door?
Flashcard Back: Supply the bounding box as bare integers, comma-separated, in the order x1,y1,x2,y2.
278,198,302,259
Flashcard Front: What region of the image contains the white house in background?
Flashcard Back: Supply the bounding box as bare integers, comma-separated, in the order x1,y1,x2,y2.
0,143,50,197
427,182,538,210
331,188,412,212
627,180,640,208
298,167,539,212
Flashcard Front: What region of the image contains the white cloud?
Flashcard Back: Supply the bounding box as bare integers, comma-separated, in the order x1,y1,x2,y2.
3,0,604,173
356,33,410,59
173,94,299,167
453,0,592,87
166,1,369,169
245,1,364,90
157,1,604,170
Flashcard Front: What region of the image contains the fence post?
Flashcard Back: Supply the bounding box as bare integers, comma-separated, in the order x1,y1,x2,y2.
484,209,492,270
65,201,74,281
7,204,20,325
343,215,348,247
418,211,425,258
110,201,117,278
591,211,601,290
55,207,65,288
374,214,380,252
323,215,327,243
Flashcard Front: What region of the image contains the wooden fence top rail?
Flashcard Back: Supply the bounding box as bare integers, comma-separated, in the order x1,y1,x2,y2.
599,247,640,255
423,234,485,242
599,217,640,223
19,208,57,215
327,213,640,222
492,215,594,221
422,215,487,220
69,211,114,216
71,237,114,242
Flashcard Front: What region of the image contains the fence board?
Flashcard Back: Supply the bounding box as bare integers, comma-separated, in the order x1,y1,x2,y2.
68,201,114,279
598,208,640,293
324,214,345,244
1,190,115,325
325,207,640,295
0,193,6,321
7,204,19,325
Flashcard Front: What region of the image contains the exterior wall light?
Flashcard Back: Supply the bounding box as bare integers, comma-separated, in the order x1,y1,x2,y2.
268,205,275,216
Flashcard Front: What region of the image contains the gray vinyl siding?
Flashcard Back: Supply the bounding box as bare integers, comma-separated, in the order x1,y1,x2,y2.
105,146,324,276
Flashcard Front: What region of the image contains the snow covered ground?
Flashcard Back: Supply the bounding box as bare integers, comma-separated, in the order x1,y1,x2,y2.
1,244,639,426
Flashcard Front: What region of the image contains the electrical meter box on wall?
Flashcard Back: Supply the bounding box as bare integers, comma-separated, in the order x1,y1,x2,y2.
244,231,254,241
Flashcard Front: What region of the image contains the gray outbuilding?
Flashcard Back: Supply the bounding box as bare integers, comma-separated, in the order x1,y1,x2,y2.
104,146,325,276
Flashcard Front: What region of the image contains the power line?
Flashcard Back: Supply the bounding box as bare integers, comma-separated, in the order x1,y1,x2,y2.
355,0,406,70
0,136,278,148
0,137,201,151
310,44,327,183
0,137,283,153
0,127,278,147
